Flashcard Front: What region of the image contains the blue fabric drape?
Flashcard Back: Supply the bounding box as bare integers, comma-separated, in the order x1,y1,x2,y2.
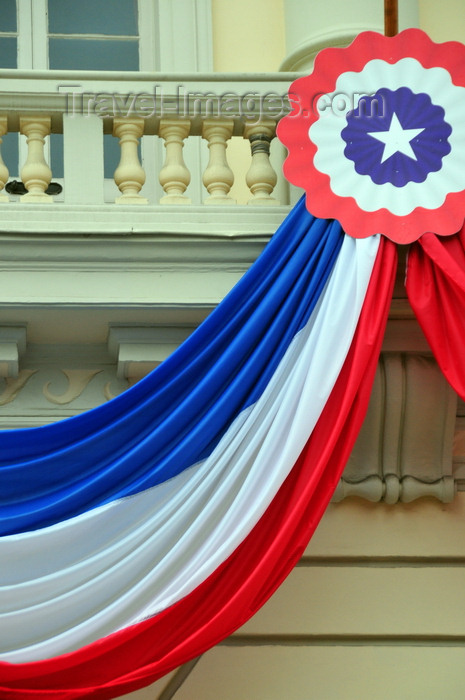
0,199,344,535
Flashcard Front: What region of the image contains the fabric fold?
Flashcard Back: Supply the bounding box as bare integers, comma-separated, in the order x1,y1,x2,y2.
406,223,465,400
0,235,397,699
0,230,380,662
1,199,344,535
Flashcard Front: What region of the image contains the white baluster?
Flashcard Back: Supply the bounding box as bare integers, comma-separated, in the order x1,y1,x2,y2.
20,117,52,202
113,118,148,204
243,121,279,205
159,119,191,204
202,119,235,204
0,117,9,202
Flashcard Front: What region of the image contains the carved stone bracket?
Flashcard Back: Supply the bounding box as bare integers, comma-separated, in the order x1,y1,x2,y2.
0,326,27,378
108,326,195,381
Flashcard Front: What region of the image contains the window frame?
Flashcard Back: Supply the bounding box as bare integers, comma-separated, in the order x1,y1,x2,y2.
11,0,213,203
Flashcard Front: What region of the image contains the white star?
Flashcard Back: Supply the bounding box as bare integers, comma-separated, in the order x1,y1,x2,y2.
367,112,425,163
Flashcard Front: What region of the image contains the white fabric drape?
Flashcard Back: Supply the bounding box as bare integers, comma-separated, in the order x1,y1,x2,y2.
0,234,380,663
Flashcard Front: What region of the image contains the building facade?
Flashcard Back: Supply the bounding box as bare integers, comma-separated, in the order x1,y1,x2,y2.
1,1,465,698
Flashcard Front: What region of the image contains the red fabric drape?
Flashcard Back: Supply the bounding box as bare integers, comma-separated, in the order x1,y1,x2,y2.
406,224,465,401
0,238,397,700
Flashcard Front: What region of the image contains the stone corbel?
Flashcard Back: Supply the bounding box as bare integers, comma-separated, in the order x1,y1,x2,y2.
332,475,456,504
332,320,458,504
0,326,27,378
108,326,195,382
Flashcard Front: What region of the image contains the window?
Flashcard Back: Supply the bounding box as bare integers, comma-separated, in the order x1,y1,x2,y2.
0,0,212,201
0,0,19,170
0,0,17,68
0,0,149,183
48,0,139,71
0,1,211,73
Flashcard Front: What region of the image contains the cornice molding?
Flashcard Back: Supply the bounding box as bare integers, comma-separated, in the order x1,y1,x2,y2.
0,204,289,238
108,326,195,380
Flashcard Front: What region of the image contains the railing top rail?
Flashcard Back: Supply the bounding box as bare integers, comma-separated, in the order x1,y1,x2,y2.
0,72,299,133
0,69,303,83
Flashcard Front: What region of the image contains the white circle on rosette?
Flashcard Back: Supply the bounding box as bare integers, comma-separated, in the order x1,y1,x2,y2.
309,58,465,215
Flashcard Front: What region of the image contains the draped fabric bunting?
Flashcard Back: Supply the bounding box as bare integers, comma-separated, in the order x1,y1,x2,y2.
3,25,465,700
2,24,465,699
406,223,465,402
0,197,345,536
0,197,345,535
0,197,398,698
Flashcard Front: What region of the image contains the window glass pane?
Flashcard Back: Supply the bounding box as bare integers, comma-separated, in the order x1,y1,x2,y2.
50,134,128,181
49,37,139,70
104,134,121,179
0,37,17,68
2,132,19,177
0,0,17,32
48,0,138,36
50,134,64,179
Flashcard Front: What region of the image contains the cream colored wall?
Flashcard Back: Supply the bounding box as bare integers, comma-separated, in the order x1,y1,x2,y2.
126,493,465,698
211,0,286,204
164,495,465,699
174,647,465,699
211,0,286,71
419,0,465,42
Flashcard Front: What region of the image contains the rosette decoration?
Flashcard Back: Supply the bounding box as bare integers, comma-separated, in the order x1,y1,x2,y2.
275,28,465,406
278,28,465,243
2,27,465,700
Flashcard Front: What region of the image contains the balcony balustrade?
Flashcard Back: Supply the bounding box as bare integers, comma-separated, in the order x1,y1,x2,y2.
0,69,298,215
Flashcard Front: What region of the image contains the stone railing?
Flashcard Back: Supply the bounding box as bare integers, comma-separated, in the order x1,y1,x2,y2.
0,70,300,207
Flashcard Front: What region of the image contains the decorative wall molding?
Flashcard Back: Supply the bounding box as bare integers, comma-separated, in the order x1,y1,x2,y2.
0,344,128,423
0,214,278,345
108,326,195,380
0,203,290,237
0,369,37,406
43,369,103,405
332,351,458,504
280,26,381,71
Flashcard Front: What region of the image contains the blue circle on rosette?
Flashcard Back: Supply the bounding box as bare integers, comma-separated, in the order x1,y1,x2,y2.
341,87,452,187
